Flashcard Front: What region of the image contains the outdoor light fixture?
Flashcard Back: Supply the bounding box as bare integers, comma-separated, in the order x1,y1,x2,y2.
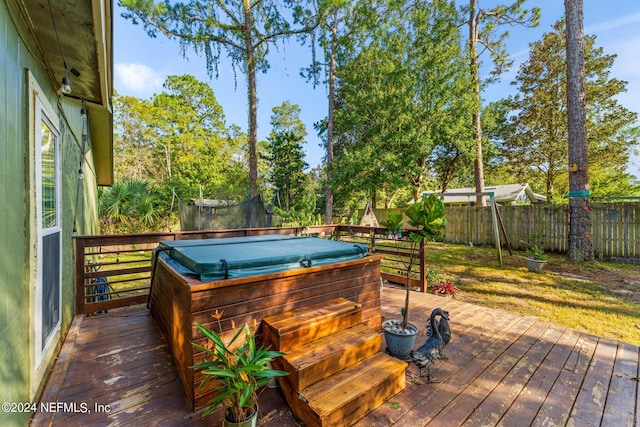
78,161,84,180
80,100,87,120
61,68,72,94
48,0,72,95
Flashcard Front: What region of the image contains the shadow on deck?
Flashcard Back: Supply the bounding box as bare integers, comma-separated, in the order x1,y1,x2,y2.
31,285,639,426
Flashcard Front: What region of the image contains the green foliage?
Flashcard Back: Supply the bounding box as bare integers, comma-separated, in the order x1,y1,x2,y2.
381,193,447,329
264,102,309,211
379,212,403,236
405,193,447,243
274,192,321,227
425,268,441,288
113,93,157,181
120,0,317,206
98,179,165,233
191,319,288,420
521,220,547,260
526,245,546,261
465,0,540,205
333,0,475,204
500,20,639,200
113,76,249,207
466,0,541,84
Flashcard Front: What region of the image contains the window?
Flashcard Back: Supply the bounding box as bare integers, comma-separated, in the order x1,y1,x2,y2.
28,72,62,379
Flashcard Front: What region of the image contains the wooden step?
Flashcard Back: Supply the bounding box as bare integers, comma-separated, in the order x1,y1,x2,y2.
262,298,362,352
278,323,382,390
293,352,407,427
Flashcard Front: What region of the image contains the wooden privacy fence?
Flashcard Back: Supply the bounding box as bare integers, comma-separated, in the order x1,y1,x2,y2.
363,202,640,261
446,202,640,260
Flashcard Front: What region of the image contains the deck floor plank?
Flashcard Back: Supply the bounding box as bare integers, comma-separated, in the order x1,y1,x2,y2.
600,342,639,427
421,319,553,427
496,326,581,426
567,338,618,426
376,311,535,425
530,333,599,426
456,320,554,427
31,285,639,427
358,299,523,426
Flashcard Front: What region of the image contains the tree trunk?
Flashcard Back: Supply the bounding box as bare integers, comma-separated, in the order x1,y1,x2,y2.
244,0,258,227
469,0,486,207
565,0,594,261
325,18,337,225
441,151,461,195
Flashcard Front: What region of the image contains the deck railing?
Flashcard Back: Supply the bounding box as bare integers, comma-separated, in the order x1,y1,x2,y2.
73,225,427,315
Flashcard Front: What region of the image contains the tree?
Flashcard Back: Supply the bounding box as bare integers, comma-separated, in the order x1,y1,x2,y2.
120,0,316,226
333,0,474,204
465,0,540,206
113,93,156,182
264,101,309,211
565,0,593,261
303,0,380,223
500,20,638,202
113,75,249,205
150,75,248,201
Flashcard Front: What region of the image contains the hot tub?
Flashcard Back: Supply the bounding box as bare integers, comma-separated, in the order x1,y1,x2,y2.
157,235,369,280
148,234,383,410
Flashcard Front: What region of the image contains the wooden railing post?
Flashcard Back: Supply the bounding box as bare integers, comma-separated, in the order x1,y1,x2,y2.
419,239,426,292
74,236,86,314
370,229,376,253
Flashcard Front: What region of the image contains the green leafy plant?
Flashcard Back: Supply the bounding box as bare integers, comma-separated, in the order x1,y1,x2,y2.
521,220,548,261
191,312,288,422
426,268,442,288
380,212,403,238
382,194,446,330
526,245,547,261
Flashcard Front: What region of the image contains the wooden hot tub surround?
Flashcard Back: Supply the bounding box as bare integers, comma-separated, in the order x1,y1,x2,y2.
149,252,384,410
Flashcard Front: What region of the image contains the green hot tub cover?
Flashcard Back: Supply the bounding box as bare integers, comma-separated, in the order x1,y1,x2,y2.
157,235,369,281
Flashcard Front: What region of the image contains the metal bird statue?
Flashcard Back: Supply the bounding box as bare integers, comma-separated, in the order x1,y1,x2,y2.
427,309,451,346
411,308,448,381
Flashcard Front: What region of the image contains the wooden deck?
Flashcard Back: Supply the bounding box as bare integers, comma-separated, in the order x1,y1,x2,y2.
31,285,639,426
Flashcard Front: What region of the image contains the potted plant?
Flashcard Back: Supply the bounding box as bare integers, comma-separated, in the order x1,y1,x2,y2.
192,312,288,426
522,222,548,272
380,193,446,360
525,244,547,272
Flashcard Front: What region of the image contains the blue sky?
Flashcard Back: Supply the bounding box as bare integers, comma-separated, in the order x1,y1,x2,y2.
113,0,640,177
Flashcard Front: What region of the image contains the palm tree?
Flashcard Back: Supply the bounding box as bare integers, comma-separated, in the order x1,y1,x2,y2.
99,179,164,233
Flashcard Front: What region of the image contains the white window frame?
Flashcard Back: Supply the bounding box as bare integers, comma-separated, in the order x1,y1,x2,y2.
28,71,62,398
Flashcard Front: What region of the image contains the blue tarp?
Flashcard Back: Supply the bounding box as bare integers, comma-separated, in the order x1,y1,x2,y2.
158,235,369,281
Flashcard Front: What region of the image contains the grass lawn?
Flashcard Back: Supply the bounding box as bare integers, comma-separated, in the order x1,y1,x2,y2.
420,242,640,346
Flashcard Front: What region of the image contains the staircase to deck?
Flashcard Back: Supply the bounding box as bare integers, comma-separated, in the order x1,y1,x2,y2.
262,298,407,427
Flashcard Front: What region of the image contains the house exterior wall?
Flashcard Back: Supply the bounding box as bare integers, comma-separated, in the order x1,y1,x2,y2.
0,3,100,425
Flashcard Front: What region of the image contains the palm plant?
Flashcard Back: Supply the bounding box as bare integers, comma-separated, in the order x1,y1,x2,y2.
98,179,164,233
191,314,288,423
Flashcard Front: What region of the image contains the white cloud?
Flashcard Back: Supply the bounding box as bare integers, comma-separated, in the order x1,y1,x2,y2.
115,63,164,96
586,12,640,33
